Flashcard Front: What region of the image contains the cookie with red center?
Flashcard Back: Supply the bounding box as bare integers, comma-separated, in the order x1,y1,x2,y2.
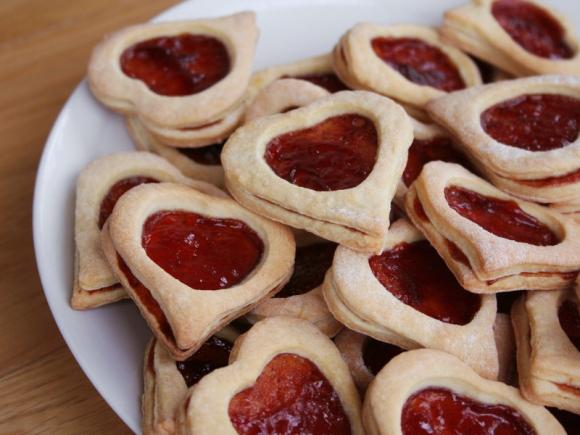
441,0,580,76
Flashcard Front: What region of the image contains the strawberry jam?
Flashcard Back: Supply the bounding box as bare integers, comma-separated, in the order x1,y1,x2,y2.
480,94,580,151
371,37,465,91
264,114,377,191
402,387,535,435
120,34,230,96
178,141,224,166
142,211,263,290
228,353,350,435
98,176,158,229
175,335,232,387
403,137,470,186
492,0,573,59
369,241,480,325
444,186,559,246
514,168,580,187
276,242,337,298
558,299,580,352
362,338,404,376
288,73,349,93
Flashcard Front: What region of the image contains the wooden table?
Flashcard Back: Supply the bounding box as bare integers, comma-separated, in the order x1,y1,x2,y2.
0,1,177,432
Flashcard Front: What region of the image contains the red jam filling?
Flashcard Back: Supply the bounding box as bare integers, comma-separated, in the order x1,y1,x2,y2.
175,335,232,387
369,241,480,325
142,211,263,290
491,0,573,59
445,186,559,246
403,137,470,187
228,353,350,435
556,383,580,397
549,407,580,434
275,242,337,298
178,141,224,166
514,168,580,187
370,37,465,92
117,254,175,343
480,94,580,152
287,73,349,93
264,114,377,191
98,176,158,229
120,34,230,96
362,338,403,376
402,387,535,435
558,299,580,352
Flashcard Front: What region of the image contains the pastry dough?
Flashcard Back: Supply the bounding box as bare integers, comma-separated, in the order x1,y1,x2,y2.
222,91,413,253
512,287,580,414
175,316,364,435
101,182,295,360
441,0,580,76
405,162,580,293
363,349,565,435
322,218,500,380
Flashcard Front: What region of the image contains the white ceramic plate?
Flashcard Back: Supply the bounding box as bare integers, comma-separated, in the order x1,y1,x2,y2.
33,0,579,432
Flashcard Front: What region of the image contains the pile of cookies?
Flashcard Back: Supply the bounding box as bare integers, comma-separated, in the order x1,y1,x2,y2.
73,1,580,433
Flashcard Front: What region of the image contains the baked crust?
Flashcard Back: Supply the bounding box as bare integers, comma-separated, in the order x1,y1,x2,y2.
222,90,413,253
405,162,580,292
332,24,481,109
494,312,516,385
126,116,225,187
334,329,374,393
88,12,257,129
363,349,565,435
175,316,364,435
512,288,580,413
101,182,295,360
441,0,580,76
322,218,500,380
72,152,223,310
426,75,580,203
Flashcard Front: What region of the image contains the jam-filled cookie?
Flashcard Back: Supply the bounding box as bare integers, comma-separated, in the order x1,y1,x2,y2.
332,24,481,112
405,162,580,293
72,152,222,310
427,75,580,205
512,287,580,414
100,182,295,360
363,349,565,435
441,0,580,76
323,218,500,380
175,316,364,435
222,91,413,253
88,12,257,130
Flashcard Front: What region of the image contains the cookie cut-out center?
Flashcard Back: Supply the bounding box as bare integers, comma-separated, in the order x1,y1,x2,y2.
558,299,580,352
178,141,224,166
492,0,573,59
120,34,230,96
142,211,263,290
362,337,403,376
265,114,378,191
371,37,465,92
369,241,480,325
228,353,351,435
402,387,536,435
175,335,232,387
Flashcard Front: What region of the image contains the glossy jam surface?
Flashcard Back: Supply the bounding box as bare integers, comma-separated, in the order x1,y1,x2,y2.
176,335,232,387
492,0,573,59
264,114,377,191
178,141,224,166
276,243,337,298
362,338,404,376
445,186,559,246
98,176,158,229
558,299,580,352
371,37,465,91
480,94,580,152
228,353,350,435
289,73,349,93
120,34,230,96
402,387,535,435
369,241,480,325
515,168,580,187
403,137,469,186
142,211,263,290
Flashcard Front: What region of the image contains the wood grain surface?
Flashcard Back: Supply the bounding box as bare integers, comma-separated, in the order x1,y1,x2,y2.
0,1,177,433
